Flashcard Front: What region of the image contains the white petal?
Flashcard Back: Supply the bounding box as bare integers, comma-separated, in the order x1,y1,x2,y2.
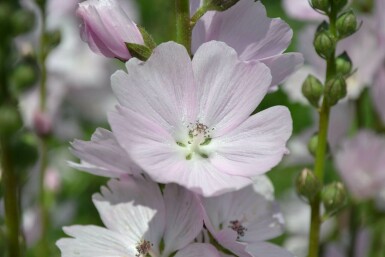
70,128,135,177
92,177,165,252
211,106,292,176
193,41,272,136
111,42,198,131
259,53,304,87
57,225,134,257
162,184,203,256
174,243,221,257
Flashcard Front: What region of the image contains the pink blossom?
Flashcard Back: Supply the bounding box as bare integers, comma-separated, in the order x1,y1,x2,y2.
76,0,144,60
335,130,385,200
57,175,205,257
201,176,293,257
192,0,303,88
108,41,292,196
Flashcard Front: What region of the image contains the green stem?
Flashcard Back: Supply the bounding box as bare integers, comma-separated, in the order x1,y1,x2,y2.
347,204,359,257
175,0,191,55
190,6,208,28
1,139,21,257
307,5,337,257
37,5,49,256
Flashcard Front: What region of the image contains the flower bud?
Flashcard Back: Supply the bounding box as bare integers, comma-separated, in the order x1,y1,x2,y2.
0,105,22,137
0,3,12,31
33,111,52,137
10,63,38,95
336,11,358,39
204,0,240,11
321,182,347,216
314,31,336,59
11,9,36,36
311,0,330,12
302,75,324,108
296,168,322,201
324,76,347,106
336,52,352,76
76,0,144,61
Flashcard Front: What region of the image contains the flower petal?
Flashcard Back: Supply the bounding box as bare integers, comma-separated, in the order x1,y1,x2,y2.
174,243,221,257
193,41,272,135
162,184,203,255
111,42,198,131
211,106,292,176
57,225,134,256
92,176,165,252
69,128,135,177
260,53,304,87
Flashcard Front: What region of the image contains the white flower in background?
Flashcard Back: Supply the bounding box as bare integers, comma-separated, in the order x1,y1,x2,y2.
201,176,293,257
57,175,209,257
335,130,385,200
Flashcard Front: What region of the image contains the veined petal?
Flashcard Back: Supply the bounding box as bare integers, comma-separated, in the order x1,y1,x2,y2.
57,225,135,257
240,19,293,60
162,184,203,256
259,53,304,87
211,106,292,176
192,1,270,56
69,128,135,177
174,243,221,257
193,41,272,136
111,42,198,131
92,177,165,252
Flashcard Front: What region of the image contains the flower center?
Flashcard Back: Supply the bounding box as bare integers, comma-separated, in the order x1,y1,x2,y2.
135,240,152,257
176,121,214,160
228,220,247,240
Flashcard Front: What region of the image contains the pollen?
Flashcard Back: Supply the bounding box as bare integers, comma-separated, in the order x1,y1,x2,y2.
135,240,152,257
228,220,248,240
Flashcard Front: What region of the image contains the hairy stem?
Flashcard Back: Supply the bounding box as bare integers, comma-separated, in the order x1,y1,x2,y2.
175,0,191,55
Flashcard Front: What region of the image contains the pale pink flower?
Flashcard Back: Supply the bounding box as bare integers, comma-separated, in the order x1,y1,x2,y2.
192,0,304,88
282,0,324,21
108,41,292,196
76,0,144,60
201,176,293,257
57,175,206,257
323,229,371,257
335,130,385,200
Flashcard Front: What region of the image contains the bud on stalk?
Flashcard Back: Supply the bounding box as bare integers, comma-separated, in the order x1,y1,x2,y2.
311,0,330,12
336,10,358,39
296,168,322,201
324,76,347,106
321,182,347,216
302,75,324,108
336,52,352,76
314,31,336,59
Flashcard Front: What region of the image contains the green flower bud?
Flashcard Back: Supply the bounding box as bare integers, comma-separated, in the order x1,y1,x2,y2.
296,168,322,201
0,105,22,137
0,3,12,29
10,63,38,95
308,134,319,157
324,76,347,106
321,182,347,216
11,9,36,36
336,10,358,39
314,31,336,59
45,30,61,50
311,0,330,12
204,0,240,11
302,75,324,108
10,132,39,171
336,52,352,76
